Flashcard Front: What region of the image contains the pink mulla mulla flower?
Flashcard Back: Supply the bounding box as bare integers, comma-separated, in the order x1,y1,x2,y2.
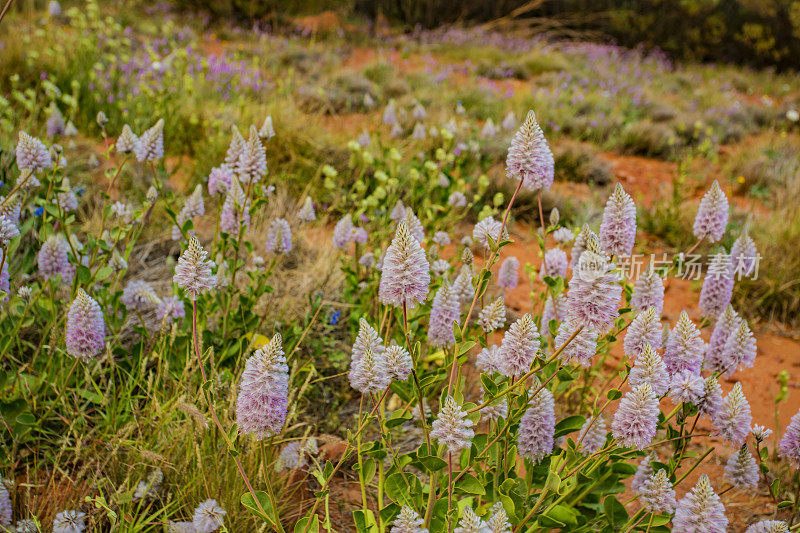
353,227,368,245
630,265,665,315
452,265,475,302
384,345,412,381
392,506,428,533
359,252,375,269
332,214,355,249
724,444,759,490
65,289,105,361
569,224,596,270
432,231,450,247
541,294,567,332
207,165,234,196
115,124,138,154
699,252,734,319
236,125,267,184
629,343,670,397
506,110,554,192
669,370,705,405
225,125,246,168
517,379,555,464
156,295,185,324
235,334,289,439
0,195,21,225
265,218,292,255
498,313,541,377
448,191,467,207
631,452,656,494
382,100,397,126
348,318,385,387
430,396,474,454
745,521,789,533
577,415,607,454
0,253,9,306
540,247,568,279
497,256,520,289
778,407,800,466
351,346,391,394
697,375,723,419
624,307,662,356
477,296,506,333
705,305,741,373
402,208,425,243
121,280,160,313
193,499,227,533
611,382,659,450
553,227,574,245
173,235,217,301
297,197,315,222
427,281,461,347
37,234,75,283
599,183,637,257
57,178,78,212
480,392,508,423
639,469,677,514
672,475,728,533
730,229,758,278
476,345,503,374
714,382,752,446
565,240,622,333
472,216,506,250
219,178,250,235
46,105,65,137
693,180,729,243
390,200,406,222
134,119,165,162
720,319,757,377
0,215,20,247
173,185,205,240
555,320,597,367
663,311,705,375
16,131,52,172
379,221,430,309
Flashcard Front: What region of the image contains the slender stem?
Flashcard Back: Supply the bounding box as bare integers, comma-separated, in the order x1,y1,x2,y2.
447,452,453,531
0,0,14,25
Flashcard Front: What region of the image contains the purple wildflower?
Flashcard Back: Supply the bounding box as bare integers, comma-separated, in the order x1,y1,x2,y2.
476,345,503,374
428,281,461,347
699,252,734,319
639,469,677,514
390,200,406,222
391,506,428,533
235,334,288,439
630,265,664,315
599,183,637,257
731,229,758,278
452,265,475,302
0,216,15,246
378,221,430,309
259,116,275,140
555,321,597,367
693,181,729,243
569,224,596,270
236,126,267,184
632,453,656,494
121,280,160,312
497,256,519,289
116,124,138,154
629,343,670,396
714,382,752,446
265,218,292,254
430,396,474,454
669,370,705,405
351,347,391,394
480,392,508,422
448,191,467,207
672,475,728,533
478,296,506,333
384,345,412,381
455,507,487,533
65,289,105,361
47,105,66,137
134,119,165,162
0,483,10,528
298,197,315,222
432,231,451,247
517,379,556,463
16,131,52,172
57,178,78,212
778,408,800,467
224,125,246,168
173,235,217,300
207,165,233,196
724,444,759,490
498,314,541,377
156,295,185,324
219,178,250,234
348,318,384,387
541,294,567,331
506,110,554,192
53,510,86,533
540,248,568,279
705,305,741,374
720,319,757,376
332,214,355,249
193,499,226,533
565,242,622,332
472,216,505,249
624,307,662,356
663,311,705,375
577,416,607,454
698,376,724,419
745,521,789,533
173,185,205,240
611,383,659,450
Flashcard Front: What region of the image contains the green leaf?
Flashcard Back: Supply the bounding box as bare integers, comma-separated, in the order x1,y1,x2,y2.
458,341,476,356
540,504,577,528
603,495,628,527
554,415,586,438
480,374,498,396
385,473,417,506
650,515,672,526
606,389,622,400
294,514,320,533
353,510,377,533
76,265,91,284
241,491,279,526
455,473,485,495
95,266,114,281
418,455,448,472
778,500,793,509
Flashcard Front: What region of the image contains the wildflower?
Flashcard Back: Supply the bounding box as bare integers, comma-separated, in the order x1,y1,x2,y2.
631,453,656,494
236,126,267,184
697,375,724,418
672,475,728,533
517,379,555,463
236,334,288,439
53,510,86,533
173,236,217,300
391,506,428,533
611,383,659,450
452,265,475,302
193,499,226,533
577,416,607,454
390,200,406,222
778,408,800,466
0,215,19,247
225,126,246,167
541,294,567,331
265,218,292,254
506,110,554,192
497,256,519,289
351,347,391,394
498,314,541,377
207,165,233,196
65,289,105,361
219,178,250,235
705,305,741,373
753,425,773,442
134,119,165,162
476,345,503,374
428,281,461,347
639,469,677,514
15,519,37,533
109,249,128,271
57,178,78,212
669,370,705,405
121,280,160,312
448,191,467,207
478,296,506,333
699,252,734,319
116,124,138,154
359,252,375,269
472,216,505,249
555,321,597,367
486,502,511,533
431,258,449,276
378,221,430,309
47,105,66,137
540,248,568,279
624,307,662,356
384,345,412,381
173,185,205,240
721,319,757,376
133,469,163,501
724,444,759,489
332,214,355,249
411,102,426,119
298,197,315,222
357,130,371,147
599,183,637,257
630,266,665,315
553,227,574,245
480,392,508,422
16,131,52,172
481,118,498,138
348,319,385,386
0,195,21,225
48,0,61,16
745,521,789,533
96,111,108,127
569,224,596,270
693,181,729,243
432,231,450,247
431,396,474,454
731,229,758,277
455,506,488,533
0,483,9,528
259,116,275,140
411,122,426,140
663,311,705,375
111,201,133,223
714,382,752,446
501,111,516,130
565,243,622,333
402,208,425,243
383,101,397,125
